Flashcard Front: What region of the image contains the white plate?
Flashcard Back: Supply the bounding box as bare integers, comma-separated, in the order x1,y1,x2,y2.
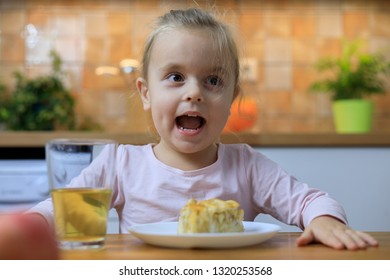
128,222,281,249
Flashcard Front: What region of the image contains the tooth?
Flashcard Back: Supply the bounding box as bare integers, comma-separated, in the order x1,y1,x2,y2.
179,126,199,131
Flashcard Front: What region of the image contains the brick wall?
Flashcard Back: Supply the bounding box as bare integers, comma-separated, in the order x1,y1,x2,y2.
0,0,389,133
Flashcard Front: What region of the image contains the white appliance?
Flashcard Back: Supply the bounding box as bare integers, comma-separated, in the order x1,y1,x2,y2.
0,160,49,212
0,159,119,233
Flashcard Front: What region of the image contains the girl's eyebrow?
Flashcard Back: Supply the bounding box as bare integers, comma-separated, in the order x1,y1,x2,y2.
211,66,227,74
158,63,227,75
158,63,183,72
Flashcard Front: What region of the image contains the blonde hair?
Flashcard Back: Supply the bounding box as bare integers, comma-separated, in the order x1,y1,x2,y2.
141,8,240,90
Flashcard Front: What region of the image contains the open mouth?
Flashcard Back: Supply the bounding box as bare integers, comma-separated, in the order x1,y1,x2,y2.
175,114,206,131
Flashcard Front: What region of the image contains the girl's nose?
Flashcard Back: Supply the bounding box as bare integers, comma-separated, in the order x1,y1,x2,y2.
184,82,204,102
185,95,203,102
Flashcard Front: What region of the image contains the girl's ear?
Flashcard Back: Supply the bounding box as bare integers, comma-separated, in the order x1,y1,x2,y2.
232,85,240,103
136,77,150,110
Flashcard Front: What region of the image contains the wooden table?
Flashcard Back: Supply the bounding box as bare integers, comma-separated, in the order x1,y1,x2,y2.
61,232,390,260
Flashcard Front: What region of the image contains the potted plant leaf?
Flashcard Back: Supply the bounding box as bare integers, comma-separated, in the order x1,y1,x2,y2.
0,80,9,130
309,40,390,133
0,50,76,131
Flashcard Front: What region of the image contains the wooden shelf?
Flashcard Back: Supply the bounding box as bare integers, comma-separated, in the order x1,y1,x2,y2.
0,131,389,147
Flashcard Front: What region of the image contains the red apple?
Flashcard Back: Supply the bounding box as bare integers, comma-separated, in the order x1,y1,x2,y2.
0,213,59,260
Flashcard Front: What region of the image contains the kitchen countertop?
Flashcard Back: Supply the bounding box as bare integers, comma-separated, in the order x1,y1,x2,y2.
0,131,389,147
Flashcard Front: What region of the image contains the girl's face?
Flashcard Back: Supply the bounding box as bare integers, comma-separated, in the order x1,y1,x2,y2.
137,27,238,158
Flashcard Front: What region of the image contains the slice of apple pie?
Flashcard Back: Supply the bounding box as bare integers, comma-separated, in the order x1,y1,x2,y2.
177,198,244,234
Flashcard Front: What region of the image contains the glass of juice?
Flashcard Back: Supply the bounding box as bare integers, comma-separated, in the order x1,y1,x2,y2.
45,138,117,250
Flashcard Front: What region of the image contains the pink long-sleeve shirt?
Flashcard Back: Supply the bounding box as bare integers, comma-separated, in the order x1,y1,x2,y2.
30,143,347,233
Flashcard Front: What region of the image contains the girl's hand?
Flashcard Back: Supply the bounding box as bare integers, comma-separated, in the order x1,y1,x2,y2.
296,215,378,250
0,213,59,259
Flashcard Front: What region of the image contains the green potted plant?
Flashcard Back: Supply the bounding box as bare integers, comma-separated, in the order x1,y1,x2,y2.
309,40,390,133
0,50,76,130
0,80,8,130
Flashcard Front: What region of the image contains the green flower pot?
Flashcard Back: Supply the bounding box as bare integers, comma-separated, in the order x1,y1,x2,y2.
332,99,373,133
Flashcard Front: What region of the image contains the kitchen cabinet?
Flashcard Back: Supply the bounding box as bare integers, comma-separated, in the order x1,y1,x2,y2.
255,147,390,232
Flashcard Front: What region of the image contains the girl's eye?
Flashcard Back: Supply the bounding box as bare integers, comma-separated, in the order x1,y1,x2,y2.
206,75,223,87
167,73,184,83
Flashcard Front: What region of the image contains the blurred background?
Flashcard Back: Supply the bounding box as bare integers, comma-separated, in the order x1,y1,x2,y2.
0,0,389,133
1,0,389,231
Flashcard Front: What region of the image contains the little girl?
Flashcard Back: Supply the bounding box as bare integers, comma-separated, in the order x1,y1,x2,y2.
0,8,377,258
